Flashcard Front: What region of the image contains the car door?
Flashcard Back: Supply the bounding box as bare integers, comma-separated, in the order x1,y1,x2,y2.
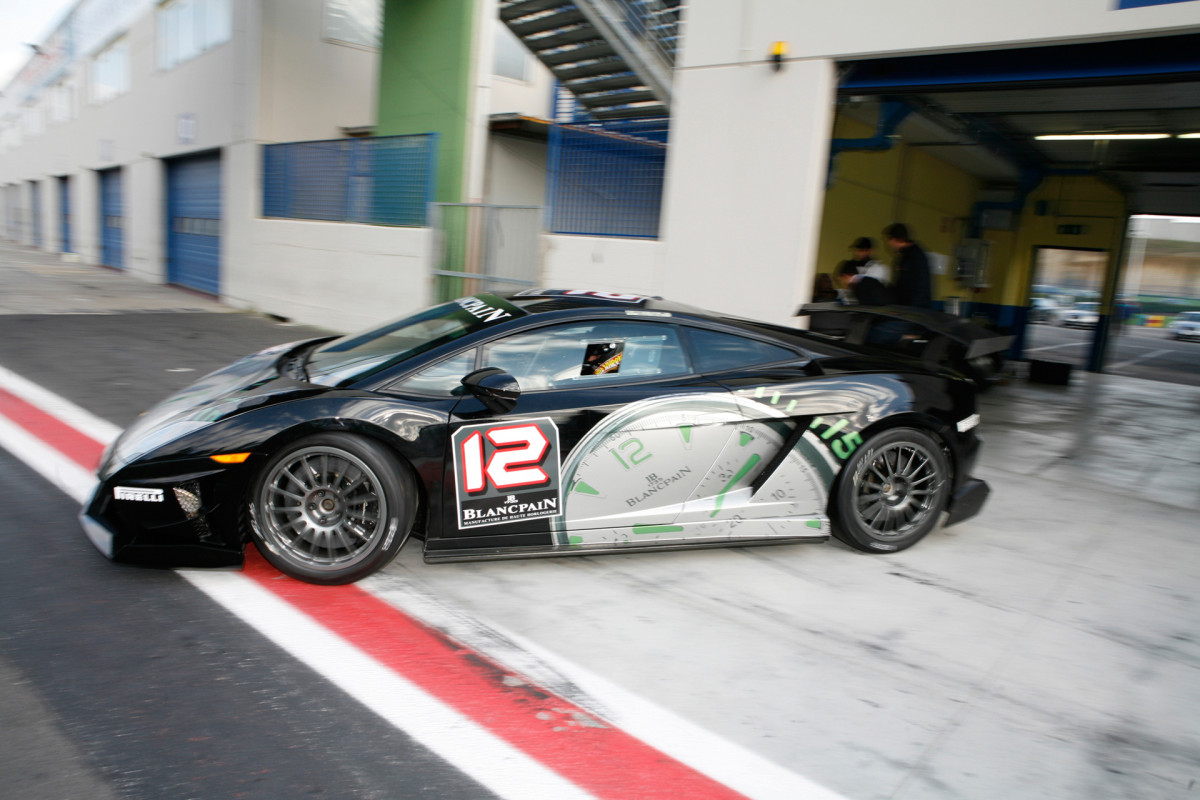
431,317,740,555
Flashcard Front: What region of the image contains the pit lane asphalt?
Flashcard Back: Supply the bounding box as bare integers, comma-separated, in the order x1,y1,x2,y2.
2,239,1199,799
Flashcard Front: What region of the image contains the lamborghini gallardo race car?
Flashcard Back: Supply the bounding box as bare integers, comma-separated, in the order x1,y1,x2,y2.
81,290,991,585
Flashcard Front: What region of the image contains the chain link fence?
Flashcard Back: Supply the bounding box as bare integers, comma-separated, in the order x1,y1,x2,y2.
546,118,669,239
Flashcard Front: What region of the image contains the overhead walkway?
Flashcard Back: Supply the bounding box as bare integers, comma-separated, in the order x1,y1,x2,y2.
499,0,681,120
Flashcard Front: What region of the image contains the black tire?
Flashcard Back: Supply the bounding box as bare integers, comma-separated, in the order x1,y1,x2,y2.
831,427,950,553
248,433,416,584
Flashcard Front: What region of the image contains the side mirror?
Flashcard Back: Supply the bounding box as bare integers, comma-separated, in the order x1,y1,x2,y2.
461,367,521,414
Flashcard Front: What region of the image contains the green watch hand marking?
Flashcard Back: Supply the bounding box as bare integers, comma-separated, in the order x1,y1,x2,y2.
633,524,685,535
710,454,761,518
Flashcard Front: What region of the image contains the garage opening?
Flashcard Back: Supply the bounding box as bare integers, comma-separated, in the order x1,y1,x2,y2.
1109,215,1200,386
830,31,1200,386
1026,247,1107,371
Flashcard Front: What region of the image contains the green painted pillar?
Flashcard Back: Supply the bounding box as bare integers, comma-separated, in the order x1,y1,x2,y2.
376,0,478,204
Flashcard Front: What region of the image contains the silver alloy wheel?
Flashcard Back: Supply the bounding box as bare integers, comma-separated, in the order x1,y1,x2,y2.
257,445,387,572
853,440,941,539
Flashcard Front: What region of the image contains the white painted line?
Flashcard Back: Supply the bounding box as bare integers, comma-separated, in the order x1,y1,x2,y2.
0,364,122,445
1109,348,1173,371
1025,342,1088,353
0,413,95,503
366,575,850,800
180,570,601,800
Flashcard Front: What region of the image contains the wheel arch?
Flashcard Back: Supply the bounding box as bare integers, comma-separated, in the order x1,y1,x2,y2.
826,411,957,517
250,417,433,537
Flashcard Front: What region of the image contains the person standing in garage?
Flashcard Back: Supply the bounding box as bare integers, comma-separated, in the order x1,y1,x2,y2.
847,236,890,283
883,223,932,308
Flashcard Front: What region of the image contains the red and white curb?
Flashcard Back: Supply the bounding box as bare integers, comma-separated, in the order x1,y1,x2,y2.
0,363,847,800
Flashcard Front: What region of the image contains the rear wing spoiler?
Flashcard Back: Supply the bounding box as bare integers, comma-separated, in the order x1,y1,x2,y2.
796,303,1014,361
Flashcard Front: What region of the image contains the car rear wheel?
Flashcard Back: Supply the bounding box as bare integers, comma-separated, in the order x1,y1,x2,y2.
831,427,950,553
248,433,415,584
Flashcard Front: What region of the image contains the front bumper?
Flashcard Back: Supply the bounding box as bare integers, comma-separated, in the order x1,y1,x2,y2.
944,478,990,527
80,460,250,568
943,427,989,527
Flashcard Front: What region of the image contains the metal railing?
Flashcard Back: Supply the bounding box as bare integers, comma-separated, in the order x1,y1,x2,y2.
431,203,542,302
262,134,438,227
606,0,682,69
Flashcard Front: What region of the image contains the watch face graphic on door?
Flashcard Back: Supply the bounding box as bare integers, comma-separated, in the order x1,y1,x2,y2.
551,393,832,546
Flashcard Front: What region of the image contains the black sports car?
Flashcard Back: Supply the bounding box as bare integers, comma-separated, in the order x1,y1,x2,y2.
81,289,991,584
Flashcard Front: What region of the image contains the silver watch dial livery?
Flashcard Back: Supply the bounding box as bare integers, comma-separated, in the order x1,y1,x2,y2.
552,393,832,547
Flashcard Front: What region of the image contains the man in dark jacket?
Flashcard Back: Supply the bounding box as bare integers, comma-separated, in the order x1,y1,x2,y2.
882,222,932,308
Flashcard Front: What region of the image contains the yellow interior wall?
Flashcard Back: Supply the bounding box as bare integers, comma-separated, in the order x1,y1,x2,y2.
986,176,1127,310
818,113,979,303
819,113,1129,313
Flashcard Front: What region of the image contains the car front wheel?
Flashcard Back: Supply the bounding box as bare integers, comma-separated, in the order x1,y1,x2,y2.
248,433,416,584
831,427,950,553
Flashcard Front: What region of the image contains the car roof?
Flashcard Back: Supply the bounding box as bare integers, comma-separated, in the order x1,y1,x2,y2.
504,289,817,346
507,289,706,315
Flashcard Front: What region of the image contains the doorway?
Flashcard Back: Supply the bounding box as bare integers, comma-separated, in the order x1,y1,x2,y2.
1025,247,1108,371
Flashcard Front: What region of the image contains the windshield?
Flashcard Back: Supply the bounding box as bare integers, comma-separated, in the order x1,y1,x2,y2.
305,295,526,386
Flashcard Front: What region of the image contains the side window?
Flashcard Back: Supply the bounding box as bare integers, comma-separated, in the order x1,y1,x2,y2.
686,328,797,373
481,321,690,391
392,349,476,395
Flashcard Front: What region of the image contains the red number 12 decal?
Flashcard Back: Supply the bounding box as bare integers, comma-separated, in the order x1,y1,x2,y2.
460,424,550,493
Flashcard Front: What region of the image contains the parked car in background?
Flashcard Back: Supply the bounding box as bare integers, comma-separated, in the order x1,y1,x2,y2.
1168,311,1200,341
1059,302,1101,329
1029,297,1060,324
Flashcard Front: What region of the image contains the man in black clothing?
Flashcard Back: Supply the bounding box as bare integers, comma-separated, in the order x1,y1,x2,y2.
834,260,891,306
882,222,932,308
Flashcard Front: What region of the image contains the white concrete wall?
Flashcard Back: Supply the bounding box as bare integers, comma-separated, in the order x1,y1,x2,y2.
484,136,547,207
659,57,836,325
231,217,434,330
257,0,380,142
541,234,663,297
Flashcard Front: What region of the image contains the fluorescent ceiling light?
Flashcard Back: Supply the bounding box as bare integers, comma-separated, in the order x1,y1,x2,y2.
1035,133,1171,141
1178,133,1200,139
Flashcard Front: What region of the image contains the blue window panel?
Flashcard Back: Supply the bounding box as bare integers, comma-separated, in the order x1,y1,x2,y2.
30,181,42,248
167,151,222,295
99,168,124,269
261,134,438,227
546,119,668,239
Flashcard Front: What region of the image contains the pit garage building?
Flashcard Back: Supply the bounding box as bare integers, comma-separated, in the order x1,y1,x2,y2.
2,0,1199,375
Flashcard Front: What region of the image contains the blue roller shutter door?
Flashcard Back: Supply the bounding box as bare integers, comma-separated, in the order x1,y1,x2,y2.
99,168,123,269
167,152,221,295
59,176,72,253
30,181,42,248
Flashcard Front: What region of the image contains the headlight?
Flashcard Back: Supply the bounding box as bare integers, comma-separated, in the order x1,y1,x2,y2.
105,400,245,476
